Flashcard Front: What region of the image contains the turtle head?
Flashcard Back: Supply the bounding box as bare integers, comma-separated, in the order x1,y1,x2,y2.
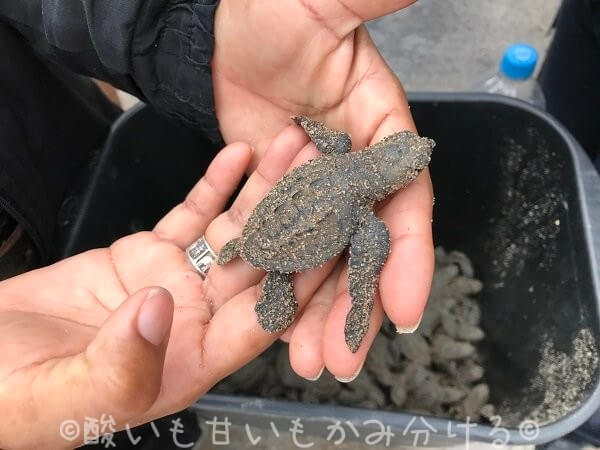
369,131,435,197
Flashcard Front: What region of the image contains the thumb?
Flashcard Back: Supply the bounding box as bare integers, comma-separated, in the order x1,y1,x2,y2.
1,287,174,449
86,287,174,420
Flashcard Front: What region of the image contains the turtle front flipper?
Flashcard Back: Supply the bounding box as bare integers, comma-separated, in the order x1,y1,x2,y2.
217,237,241,265
345,212,391,352
256,271,298,332
292,116,351,154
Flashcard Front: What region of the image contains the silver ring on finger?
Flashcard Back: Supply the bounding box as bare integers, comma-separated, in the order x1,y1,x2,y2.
186,236,216,279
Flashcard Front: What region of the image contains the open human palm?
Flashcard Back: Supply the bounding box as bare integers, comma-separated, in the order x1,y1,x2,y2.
0,1,436,447
0,136,307,448
0,115,427,447
213,0,434,380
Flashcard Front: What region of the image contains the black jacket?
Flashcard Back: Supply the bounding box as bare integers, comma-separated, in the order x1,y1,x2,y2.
0,0,221,264
0,0,221,142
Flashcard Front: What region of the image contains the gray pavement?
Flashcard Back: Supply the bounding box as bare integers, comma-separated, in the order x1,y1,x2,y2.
367,0,562,91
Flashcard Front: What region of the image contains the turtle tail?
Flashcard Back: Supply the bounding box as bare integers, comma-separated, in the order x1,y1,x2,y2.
217,237,241,265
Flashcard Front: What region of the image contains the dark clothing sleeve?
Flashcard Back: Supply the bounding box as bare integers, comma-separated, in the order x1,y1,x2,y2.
0,0,222,267
0,0,223,145
539,0,600,161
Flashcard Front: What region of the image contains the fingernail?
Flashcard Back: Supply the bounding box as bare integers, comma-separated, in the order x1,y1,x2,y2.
304,366,325,382
335,362,364,383
396,312,423,334
137,288,173,346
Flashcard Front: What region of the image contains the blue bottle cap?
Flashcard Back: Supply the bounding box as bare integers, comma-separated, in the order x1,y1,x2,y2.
500,44,538,80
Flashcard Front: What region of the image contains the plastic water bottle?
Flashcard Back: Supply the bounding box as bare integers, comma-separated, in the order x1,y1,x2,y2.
473,43,546,109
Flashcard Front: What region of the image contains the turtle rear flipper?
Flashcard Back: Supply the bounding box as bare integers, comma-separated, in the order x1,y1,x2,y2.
255,271,297,332
345,212,390,352
218,237,241,265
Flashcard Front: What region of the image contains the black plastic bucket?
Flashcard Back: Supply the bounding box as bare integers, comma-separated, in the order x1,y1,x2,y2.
61,93,600,446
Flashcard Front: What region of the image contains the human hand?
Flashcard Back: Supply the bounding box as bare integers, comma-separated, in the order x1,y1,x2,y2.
0,133,329,449
212,0,434,380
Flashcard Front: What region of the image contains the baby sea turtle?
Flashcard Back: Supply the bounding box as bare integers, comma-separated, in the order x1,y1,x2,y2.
218,117,434,352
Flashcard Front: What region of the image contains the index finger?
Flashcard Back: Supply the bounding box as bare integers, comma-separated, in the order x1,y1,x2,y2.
153,142,253,248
